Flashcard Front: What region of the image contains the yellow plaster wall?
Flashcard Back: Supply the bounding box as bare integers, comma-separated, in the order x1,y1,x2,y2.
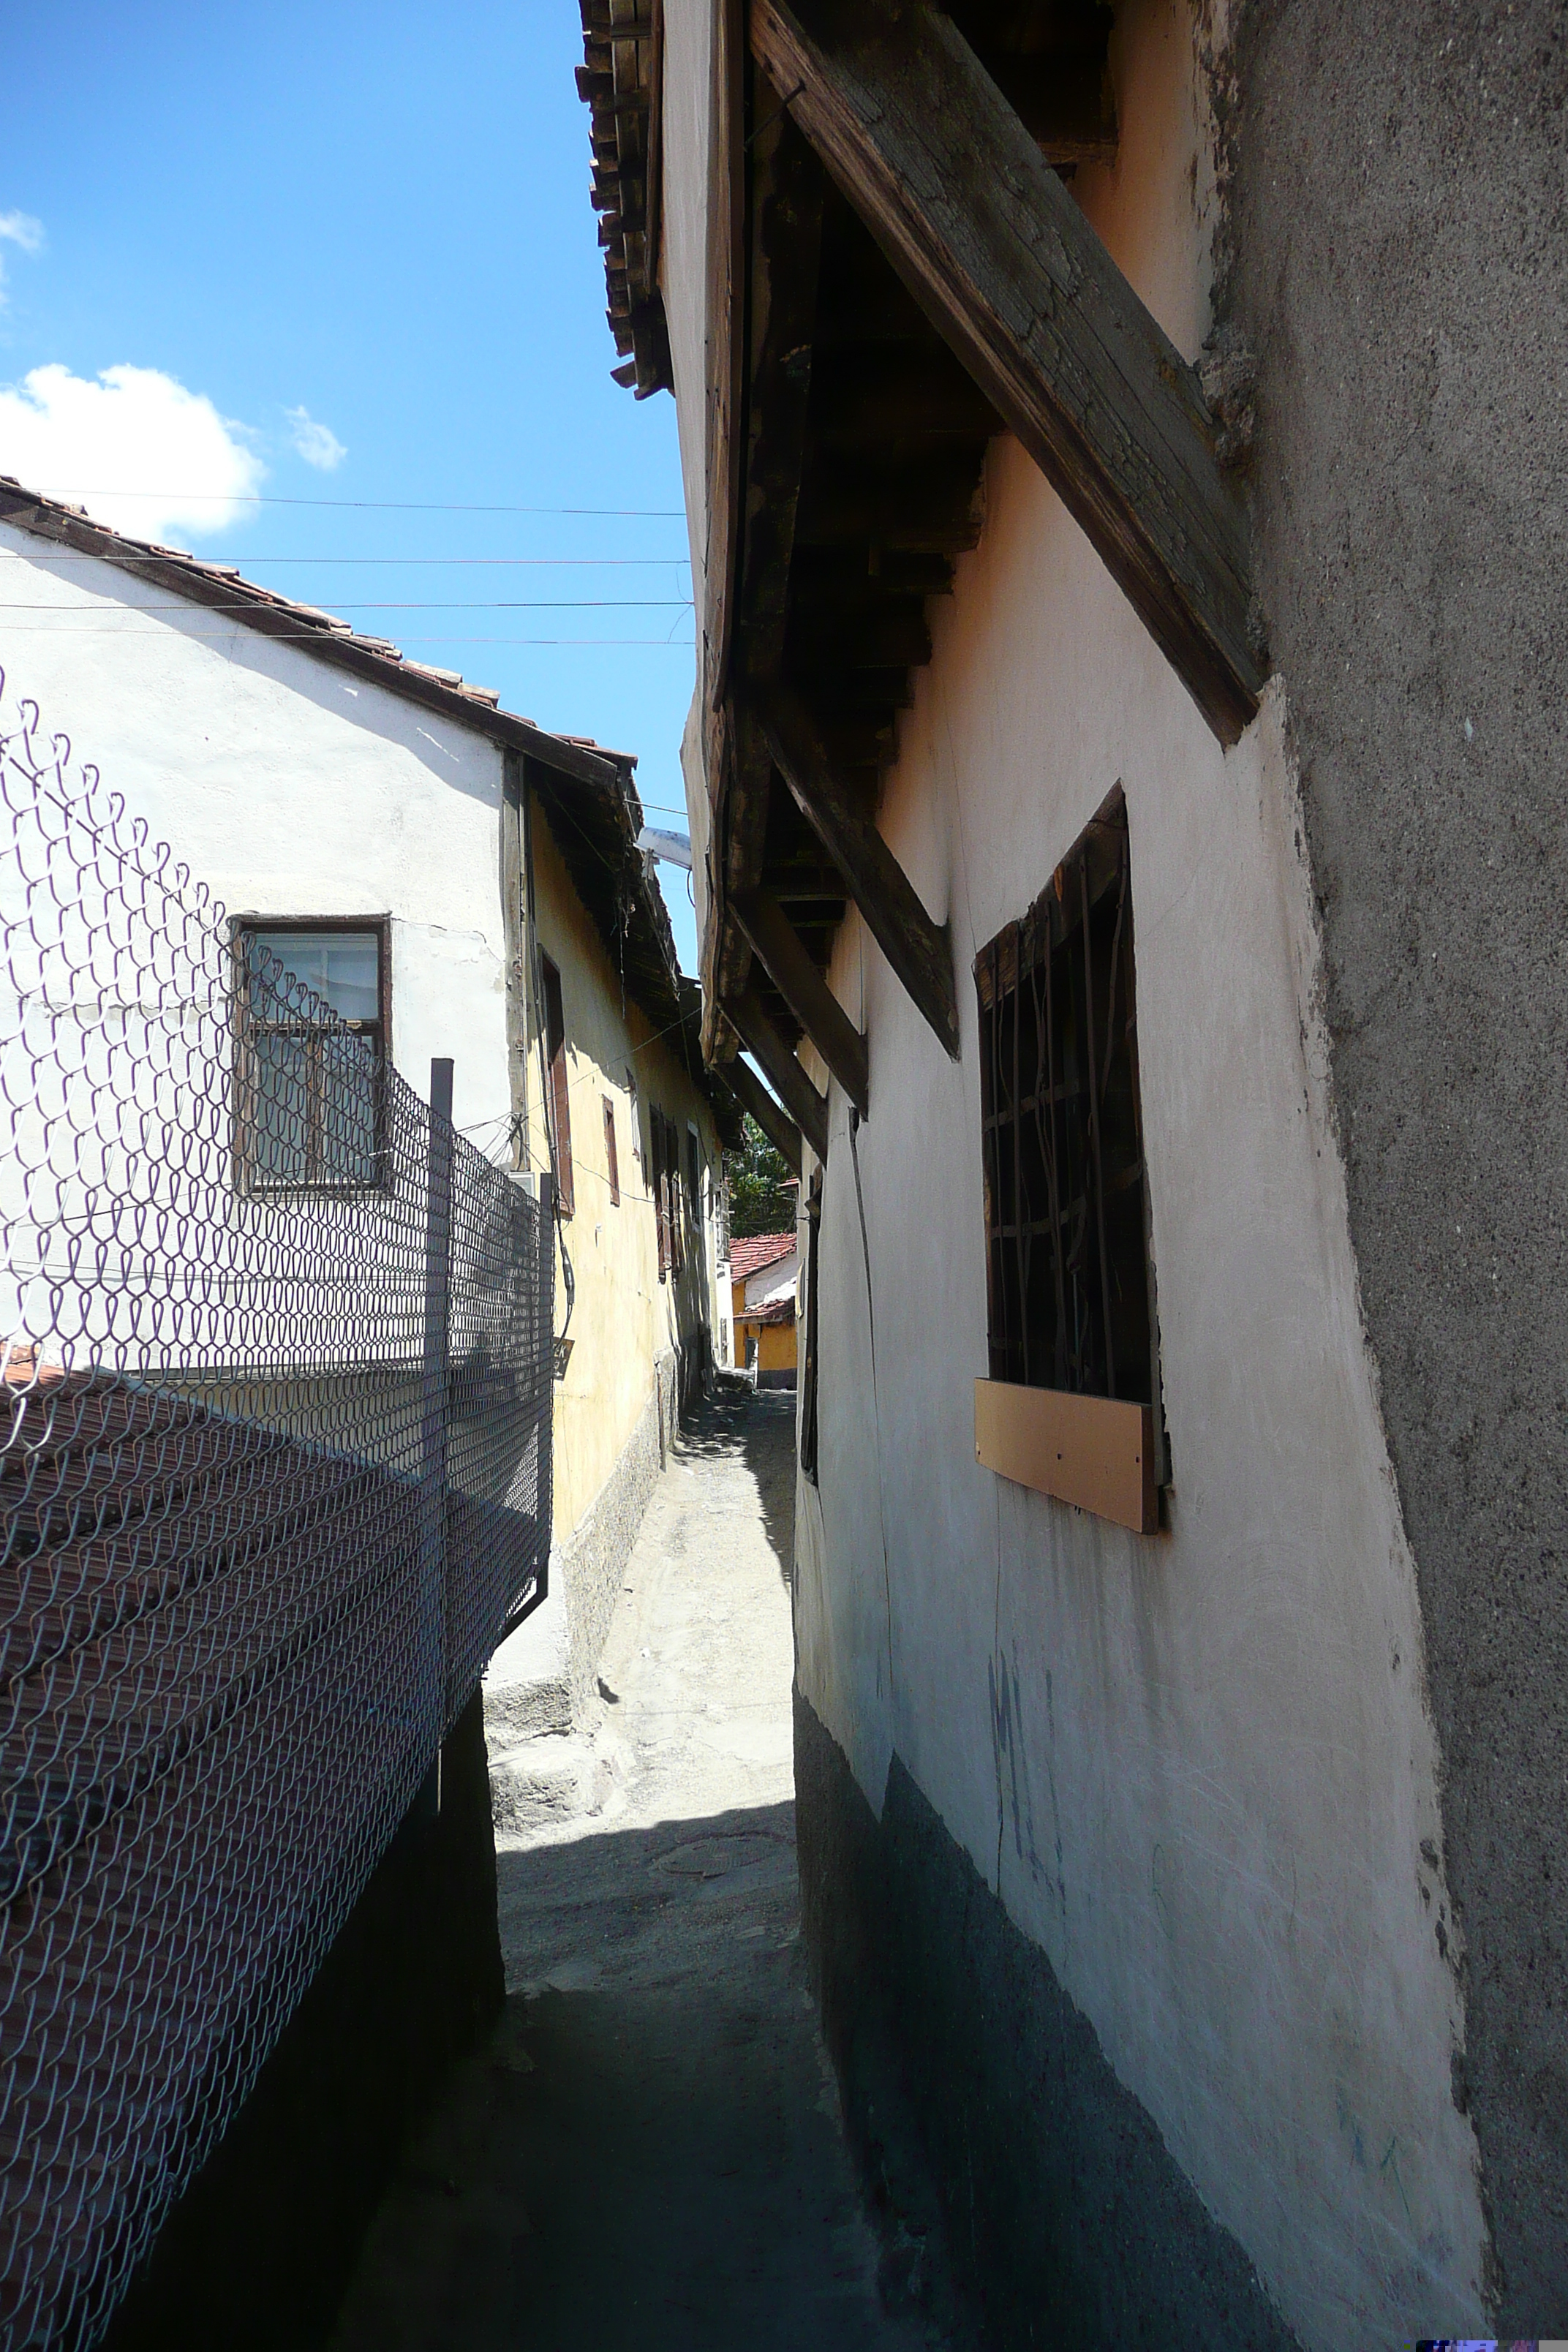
523,802,723,1537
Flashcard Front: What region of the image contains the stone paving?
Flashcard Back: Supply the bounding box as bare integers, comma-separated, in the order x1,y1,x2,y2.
328,1387,944,2352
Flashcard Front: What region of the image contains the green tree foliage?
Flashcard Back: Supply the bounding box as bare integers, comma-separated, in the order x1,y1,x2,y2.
725,1114,795,1237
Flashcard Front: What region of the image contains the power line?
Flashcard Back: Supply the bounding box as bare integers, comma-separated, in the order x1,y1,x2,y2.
0,554,692,568
0,598,693,611
21,490,687,516
0,627,692,645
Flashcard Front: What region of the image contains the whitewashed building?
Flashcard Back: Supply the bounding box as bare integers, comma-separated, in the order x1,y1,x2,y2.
573,0,1568,2344
0,477,737,1750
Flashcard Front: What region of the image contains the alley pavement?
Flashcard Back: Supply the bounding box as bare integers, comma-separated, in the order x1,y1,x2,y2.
328,1387,943,2352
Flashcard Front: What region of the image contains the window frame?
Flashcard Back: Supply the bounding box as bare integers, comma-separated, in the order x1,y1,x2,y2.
603,1095,621,1206
231,914,392,1195
540,954,575,1219
973,787,1168,1528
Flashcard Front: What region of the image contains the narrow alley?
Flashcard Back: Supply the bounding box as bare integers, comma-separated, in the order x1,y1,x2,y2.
328,1389,950,2352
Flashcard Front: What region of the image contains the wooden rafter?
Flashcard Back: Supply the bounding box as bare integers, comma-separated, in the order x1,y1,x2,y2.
732,987,832,1164
716,1047,804,1177
758,684,959,1060
751,0,1266,744
734,887,869,1115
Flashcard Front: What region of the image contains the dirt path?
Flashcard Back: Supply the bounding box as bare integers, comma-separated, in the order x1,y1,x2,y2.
328,1388,940,2352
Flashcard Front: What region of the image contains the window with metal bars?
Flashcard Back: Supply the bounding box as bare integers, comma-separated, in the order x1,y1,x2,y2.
975,788,1165,1458
235,920,388,1191
540,954,574,1218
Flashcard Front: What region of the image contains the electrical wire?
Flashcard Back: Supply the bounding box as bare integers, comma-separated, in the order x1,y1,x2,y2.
0,555,691,568
0,598,693,611
20,491,687,516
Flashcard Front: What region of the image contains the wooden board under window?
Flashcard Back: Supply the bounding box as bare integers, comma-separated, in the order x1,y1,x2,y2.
975,1378,1156,1536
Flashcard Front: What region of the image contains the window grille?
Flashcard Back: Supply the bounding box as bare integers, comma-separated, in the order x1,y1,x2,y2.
975,786,1164,1455
603,1096,620,1205
235,921,388,1191
540,955,574,1217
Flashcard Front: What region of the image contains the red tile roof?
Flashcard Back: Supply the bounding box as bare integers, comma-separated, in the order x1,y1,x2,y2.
729,1231,796,1280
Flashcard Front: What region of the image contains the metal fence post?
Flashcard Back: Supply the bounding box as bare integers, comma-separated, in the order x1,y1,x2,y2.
415,1056,454,1819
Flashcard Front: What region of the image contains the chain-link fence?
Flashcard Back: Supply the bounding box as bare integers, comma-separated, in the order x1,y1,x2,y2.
0,674,554,2348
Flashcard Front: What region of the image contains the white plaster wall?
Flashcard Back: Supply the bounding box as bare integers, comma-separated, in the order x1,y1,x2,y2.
0,524,511,1146
744,1248,798,1312
785,3,1488,2343
660,0,717,937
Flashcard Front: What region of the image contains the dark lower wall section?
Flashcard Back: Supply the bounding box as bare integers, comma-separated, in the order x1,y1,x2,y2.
100,1689,505,2352
794,1692,1298,2351
1227,2,1568,2323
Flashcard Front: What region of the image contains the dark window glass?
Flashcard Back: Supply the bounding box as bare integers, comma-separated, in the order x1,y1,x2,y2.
541,956,574,1218
800,1170,822,1485
976,788,1164,1452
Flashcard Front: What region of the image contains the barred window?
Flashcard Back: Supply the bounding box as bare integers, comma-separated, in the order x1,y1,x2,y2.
975,788,1162,1436
236,921,387,1191
540,955,575,1218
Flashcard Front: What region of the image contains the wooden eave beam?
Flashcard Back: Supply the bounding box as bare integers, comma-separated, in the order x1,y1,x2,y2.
734,887,869,1115
717,1048,804,1178
732,987,832,1164
758,683,959,1060
750,0,1266,745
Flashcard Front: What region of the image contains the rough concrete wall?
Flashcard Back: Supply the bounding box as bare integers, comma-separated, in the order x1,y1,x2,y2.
99,1691,503,2352
794,1692,1298,2350
1226,4,1568,2322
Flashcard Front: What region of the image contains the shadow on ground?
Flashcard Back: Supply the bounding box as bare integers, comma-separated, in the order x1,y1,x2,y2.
329,1801,935,2351
674,1382,798,1587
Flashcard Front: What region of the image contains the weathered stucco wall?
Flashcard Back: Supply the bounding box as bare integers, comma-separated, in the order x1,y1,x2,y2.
1226,0,1568,2323
524,800,722,1539
0,525,513,1146
789,1,1490,2340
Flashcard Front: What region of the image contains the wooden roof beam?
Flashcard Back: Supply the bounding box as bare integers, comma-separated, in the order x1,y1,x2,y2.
750,0,1266,745
716,1047,805,1178
734,886,869,1115
731,987,832,1163
758,683,958,1060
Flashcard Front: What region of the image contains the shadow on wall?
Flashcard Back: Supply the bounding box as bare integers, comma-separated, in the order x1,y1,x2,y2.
99,1693,504,2352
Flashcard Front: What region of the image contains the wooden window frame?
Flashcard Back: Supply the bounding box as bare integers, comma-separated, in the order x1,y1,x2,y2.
540,954,575,1219
232,915,391,1194
603,1096,621,1206
973,788,1166,1534
800,1169,822,1485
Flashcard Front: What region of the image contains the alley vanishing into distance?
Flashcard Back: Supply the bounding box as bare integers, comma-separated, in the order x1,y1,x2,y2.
328,1389,949,2352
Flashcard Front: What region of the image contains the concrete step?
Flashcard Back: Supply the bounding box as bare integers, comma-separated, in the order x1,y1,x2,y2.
488,1731,625,1839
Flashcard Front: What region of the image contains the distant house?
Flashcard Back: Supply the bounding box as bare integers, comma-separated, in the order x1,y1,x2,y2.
0,478,740,1760
729,1232,797,1389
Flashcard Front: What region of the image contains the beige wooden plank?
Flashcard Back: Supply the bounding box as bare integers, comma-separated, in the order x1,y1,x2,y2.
974,1378,1156,1535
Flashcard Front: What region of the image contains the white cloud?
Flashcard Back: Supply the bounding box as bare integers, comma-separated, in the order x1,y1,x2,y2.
0,363,264,541
285,405,346,472
0,211,44,309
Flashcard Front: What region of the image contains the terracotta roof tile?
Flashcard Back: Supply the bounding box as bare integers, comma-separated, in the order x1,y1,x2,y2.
729,1232,796,1280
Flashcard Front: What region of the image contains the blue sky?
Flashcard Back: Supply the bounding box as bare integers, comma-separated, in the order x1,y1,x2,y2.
0,0,701,971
